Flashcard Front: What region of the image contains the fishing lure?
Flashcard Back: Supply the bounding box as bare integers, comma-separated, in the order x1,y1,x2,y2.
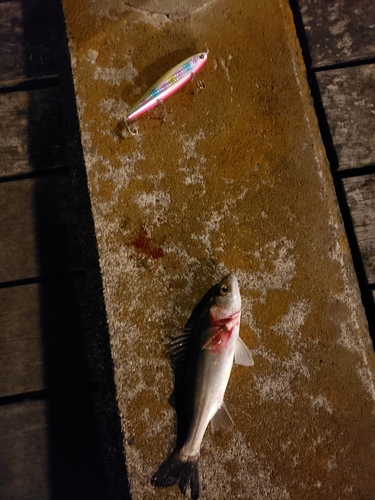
124,51,209,135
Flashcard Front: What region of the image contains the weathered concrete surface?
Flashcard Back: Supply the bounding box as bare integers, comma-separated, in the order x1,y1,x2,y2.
62,0,375,498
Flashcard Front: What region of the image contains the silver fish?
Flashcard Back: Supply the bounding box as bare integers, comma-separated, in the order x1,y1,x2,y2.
151,272,254,499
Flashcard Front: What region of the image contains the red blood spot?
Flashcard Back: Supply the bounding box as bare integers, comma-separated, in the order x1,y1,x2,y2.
130,227,164,259
204,310,241,354
206,328,231,353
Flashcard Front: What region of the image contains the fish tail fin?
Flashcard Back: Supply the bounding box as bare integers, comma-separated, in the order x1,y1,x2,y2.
151,450,200,500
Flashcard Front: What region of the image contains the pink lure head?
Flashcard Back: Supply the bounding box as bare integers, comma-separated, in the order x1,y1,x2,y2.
191,51,209,73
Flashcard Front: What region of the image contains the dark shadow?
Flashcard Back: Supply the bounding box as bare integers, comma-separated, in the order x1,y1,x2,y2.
152,282,218,500
52,1,130,498
289,0,375,346
19,0,129,498
20,0,57,82
171,284,215,450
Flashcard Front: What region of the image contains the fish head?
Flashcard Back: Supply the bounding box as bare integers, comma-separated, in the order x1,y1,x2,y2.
210,272,241,320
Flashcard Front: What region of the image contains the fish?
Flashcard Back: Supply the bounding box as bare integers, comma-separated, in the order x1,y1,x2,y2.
151,272,254,499
123,51,208,135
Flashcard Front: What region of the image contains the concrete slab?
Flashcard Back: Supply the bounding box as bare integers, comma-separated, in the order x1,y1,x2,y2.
61,0,375,498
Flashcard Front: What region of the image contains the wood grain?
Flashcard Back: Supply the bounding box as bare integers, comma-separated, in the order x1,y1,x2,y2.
0,284,44,397
316,64,375,170
0,396,107,500
0,0,57,87
0,277,97,397
343,174,375,284
0,88,69,177
0,1,26,87
298,0,375,68
0,174,82,283
0,400,49,500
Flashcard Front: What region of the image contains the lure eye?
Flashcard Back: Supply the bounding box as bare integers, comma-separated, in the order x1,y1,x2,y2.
220,285,228,295
199,53,205,59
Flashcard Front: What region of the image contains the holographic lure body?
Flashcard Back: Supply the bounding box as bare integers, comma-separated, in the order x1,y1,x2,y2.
125,51,208,123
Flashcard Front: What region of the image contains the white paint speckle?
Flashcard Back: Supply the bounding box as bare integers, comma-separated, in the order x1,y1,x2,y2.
178,129,207,186
84,48,138,86
200,431,291,499
327,456,337,471
255,370,295,402
132,190,171,211
93,62,138,86
237,238,296,300
271,300,311,343
311,395,333,414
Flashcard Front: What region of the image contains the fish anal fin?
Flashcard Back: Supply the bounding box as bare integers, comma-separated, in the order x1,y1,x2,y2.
210,402,234,432
234,337,254,366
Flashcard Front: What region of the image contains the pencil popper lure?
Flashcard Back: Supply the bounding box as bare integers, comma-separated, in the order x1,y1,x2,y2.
122,51,208,136
151,272,254,500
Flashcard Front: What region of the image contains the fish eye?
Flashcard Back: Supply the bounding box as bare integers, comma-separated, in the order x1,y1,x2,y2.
220,285,228,295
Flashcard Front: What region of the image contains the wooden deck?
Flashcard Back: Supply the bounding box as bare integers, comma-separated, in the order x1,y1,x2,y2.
0,0,374,498
0,0,111,498
292,0,375,335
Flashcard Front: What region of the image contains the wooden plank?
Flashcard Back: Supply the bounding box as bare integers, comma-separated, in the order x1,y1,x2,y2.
0,174,83,283
316,64,375,170
0,0,57,87
0,396,107,499
0,284,44,397
0,400,49,500
0,88,69,177
0,1,25,87
343,174,375,284
298,0,375,68
0,277,97,397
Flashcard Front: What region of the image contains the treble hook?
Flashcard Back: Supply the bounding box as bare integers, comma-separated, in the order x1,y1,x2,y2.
124,120,139,136
116,119,139,138
191,71,206,92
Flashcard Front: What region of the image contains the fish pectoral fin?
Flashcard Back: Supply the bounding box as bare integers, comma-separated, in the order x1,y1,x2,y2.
210,402,234,432
234,337,254,366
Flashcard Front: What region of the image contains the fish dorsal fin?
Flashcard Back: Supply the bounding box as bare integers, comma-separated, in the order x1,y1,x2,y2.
169,327,193,368
169,285,214,368
234,337,254,366
211,402,234,432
